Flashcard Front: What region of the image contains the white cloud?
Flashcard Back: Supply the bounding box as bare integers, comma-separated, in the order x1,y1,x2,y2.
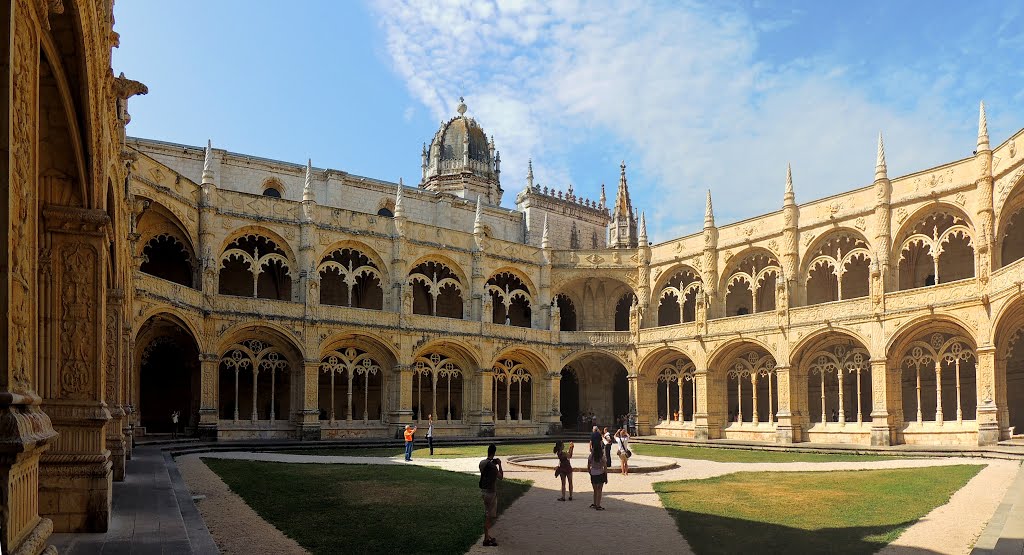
372,0,978,242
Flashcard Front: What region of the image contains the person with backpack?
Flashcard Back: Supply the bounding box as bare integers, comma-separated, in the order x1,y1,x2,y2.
616,429,632,475
479,444,504,547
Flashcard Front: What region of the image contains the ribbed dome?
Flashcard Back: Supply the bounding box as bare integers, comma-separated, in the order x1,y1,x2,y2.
431,117,492,164
421,97,502,203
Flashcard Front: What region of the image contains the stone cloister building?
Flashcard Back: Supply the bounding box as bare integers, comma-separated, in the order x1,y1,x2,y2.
4,2,1024,553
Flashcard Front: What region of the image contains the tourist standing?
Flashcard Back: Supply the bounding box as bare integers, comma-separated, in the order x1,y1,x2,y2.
554,441,574,501
602,427,613,469
616,429,631,475
403,424,417,461
171,410,179,440
590,425,601,455
479,444,504,547
427,414,435,456
588,449,607,510
627,413,636,436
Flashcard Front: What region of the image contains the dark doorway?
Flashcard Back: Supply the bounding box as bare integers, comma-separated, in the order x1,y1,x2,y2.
613,367,629,419
560,367,580,430
138,320,200,434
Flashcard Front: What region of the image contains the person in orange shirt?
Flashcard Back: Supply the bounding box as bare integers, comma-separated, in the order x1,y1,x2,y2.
404,424,417,461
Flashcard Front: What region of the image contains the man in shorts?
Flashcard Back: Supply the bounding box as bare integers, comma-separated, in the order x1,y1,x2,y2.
479,443,504,547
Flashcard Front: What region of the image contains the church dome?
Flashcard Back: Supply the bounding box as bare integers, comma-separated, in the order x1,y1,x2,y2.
422,97,500,187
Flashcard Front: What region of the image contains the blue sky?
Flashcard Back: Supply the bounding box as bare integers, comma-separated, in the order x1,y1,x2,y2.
113,1,1023,243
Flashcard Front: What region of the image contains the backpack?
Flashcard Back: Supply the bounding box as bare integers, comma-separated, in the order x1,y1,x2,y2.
479,459,498,490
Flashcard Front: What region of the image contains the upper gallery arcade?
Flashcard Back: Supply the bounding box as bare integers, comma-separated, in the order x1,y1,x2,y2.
127,96,1024,451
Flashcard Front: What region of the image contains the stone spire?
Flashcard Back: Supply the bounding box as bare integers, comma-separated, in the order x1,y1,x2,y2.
474,195,484,234
704,190,715,228
599,183,606,209
784,163,795,206
302,159,314,202
638,211,648,246
541,214,550,249
875,132,887,182
394,179,405,218
978,100,990,152
608,161,638,248
201,139,214,185
526,158,534,191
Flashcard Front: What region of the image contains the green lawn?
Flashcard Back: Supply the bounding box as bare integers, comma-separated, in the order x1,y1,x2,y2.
203,458,531,554
654,465,982,555
633,443,899,463
273,442,555,459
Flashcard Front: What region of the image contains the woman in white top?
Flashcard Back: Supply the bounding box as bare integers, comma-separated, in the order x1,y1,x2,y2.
615,429,631,475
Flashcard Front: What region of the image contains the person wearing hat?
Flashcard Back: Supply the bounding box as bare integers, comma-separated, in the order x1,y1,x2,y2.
404,424,418,461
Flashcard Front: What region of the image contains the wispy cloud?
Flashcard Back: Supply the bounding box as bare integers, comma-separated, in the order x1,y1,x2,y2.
372,0,987,242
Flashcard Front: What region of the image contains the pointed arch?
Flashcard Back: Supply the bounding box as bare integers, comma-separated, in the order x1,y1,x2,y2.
895,204,976,289
485,270,533,327
721,248,781,315
802,229,872,304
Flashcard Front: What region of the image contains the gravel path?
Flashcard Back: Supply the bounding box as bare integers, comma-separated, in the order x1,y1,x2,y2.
182,451,1018,554
177,455,308,555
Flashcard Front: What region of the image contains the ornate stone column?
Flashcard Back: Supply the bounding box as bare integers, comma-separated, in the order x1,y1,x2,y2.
476,368,495,437
545,371,562,434
104,289,126,481
389,364,415,435
976,346,999,446
869,359,899,446
38,206,112,533
773,365,798,443
197,353,220,438
296,360,321,440
692,370,716,439
121,323,134,461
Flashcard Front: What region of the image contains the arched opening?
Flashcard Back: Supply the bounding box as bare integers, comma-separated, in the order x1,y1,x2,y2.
219,337,295,422
555,294,577,331
562,352,629,427
492,358,533,421
721,347,778,426
897,329,977,425
409,260,464,318
486,272,532,327
898,212,975,290
1004,328,1024,435
657,270,700,326
725,277,753,316
614,293,635,331
377,207,393,217
1001,207,1024,267
798,337,873,427
262,188,281,198
656,358,696,423
560,367,581,430
805,234,871,305
140,234,194,287
724,251,780,316
319,347,385,423
412,352,465,423
318,247,384,309
219,234,293,300
261,178,284,198
136,315,201,435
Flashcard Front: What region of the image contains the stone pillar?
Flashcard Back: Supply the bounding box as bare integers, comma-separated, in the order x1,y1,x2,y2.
476,368,495,437
976,346,999,446
389,364,414,433
627,373,649,435
692,371,711,439
38,206,113,533
197,354,220,438
544,371,562,434
296,361,321,440
104,289,126,481
120,323,134,460
869,359,899,446
1,3,60,551
773,366,798,443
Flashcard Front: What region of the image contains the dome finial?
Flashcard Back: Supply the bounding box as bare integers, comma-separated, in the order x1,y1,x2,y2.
457,96,468,116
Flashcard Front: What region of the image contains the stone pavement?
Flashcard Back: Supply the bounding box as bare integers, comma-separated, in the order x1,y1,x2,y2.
974,463,1024,555
50,446,217,554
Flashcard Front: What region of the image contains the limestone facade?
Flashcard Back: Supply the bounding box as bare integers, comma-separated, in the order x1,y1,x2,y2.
128,96,1024,450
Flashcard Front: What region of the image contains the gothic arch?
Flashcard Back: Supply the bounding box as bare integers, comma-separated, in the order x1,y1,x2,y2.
489,346,549,374
655,267,702,326
792,332,873,426
217,325,304,422
888,317,978,426
219,229,295,300
318,331,399,365
408,259,466,318
711,341,779,426
317,239,389,276
134,313,201,434
318,245,385,310
895,204,976,289
707,337,778,373
406,253,470,286
802,229,872,304
561,348,630,370
994,297,1024,435
720,248,781,316
638,346,702,378
219,225,298,266
996,169,1024,267
485,271,534,327
318,334,395,424
638,347,699,425
133,306,204,352
412,338,482,372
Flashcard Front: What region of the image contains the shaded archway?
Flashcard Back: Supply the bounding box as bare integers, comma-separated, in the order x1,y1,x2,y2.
792,333,873,431
554,294,577,331
218,328,302,423
555,277,634,331
135,314,200,434
486,271,532,327
891,321,977,427
560,367,581,430
219,233,293,300
409,260,464,318
140,234,194,287
804,232,871,305
562,352,629,427
318,246,385,309
897,210,975,290
657,268,701,326
723,250,780,316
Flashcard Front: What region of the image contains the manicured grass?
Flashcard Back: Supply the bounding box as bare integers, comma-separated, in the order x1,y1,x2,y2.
274,442,555,459
654,465,982,555
634,443,899,463
204,458,531,554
